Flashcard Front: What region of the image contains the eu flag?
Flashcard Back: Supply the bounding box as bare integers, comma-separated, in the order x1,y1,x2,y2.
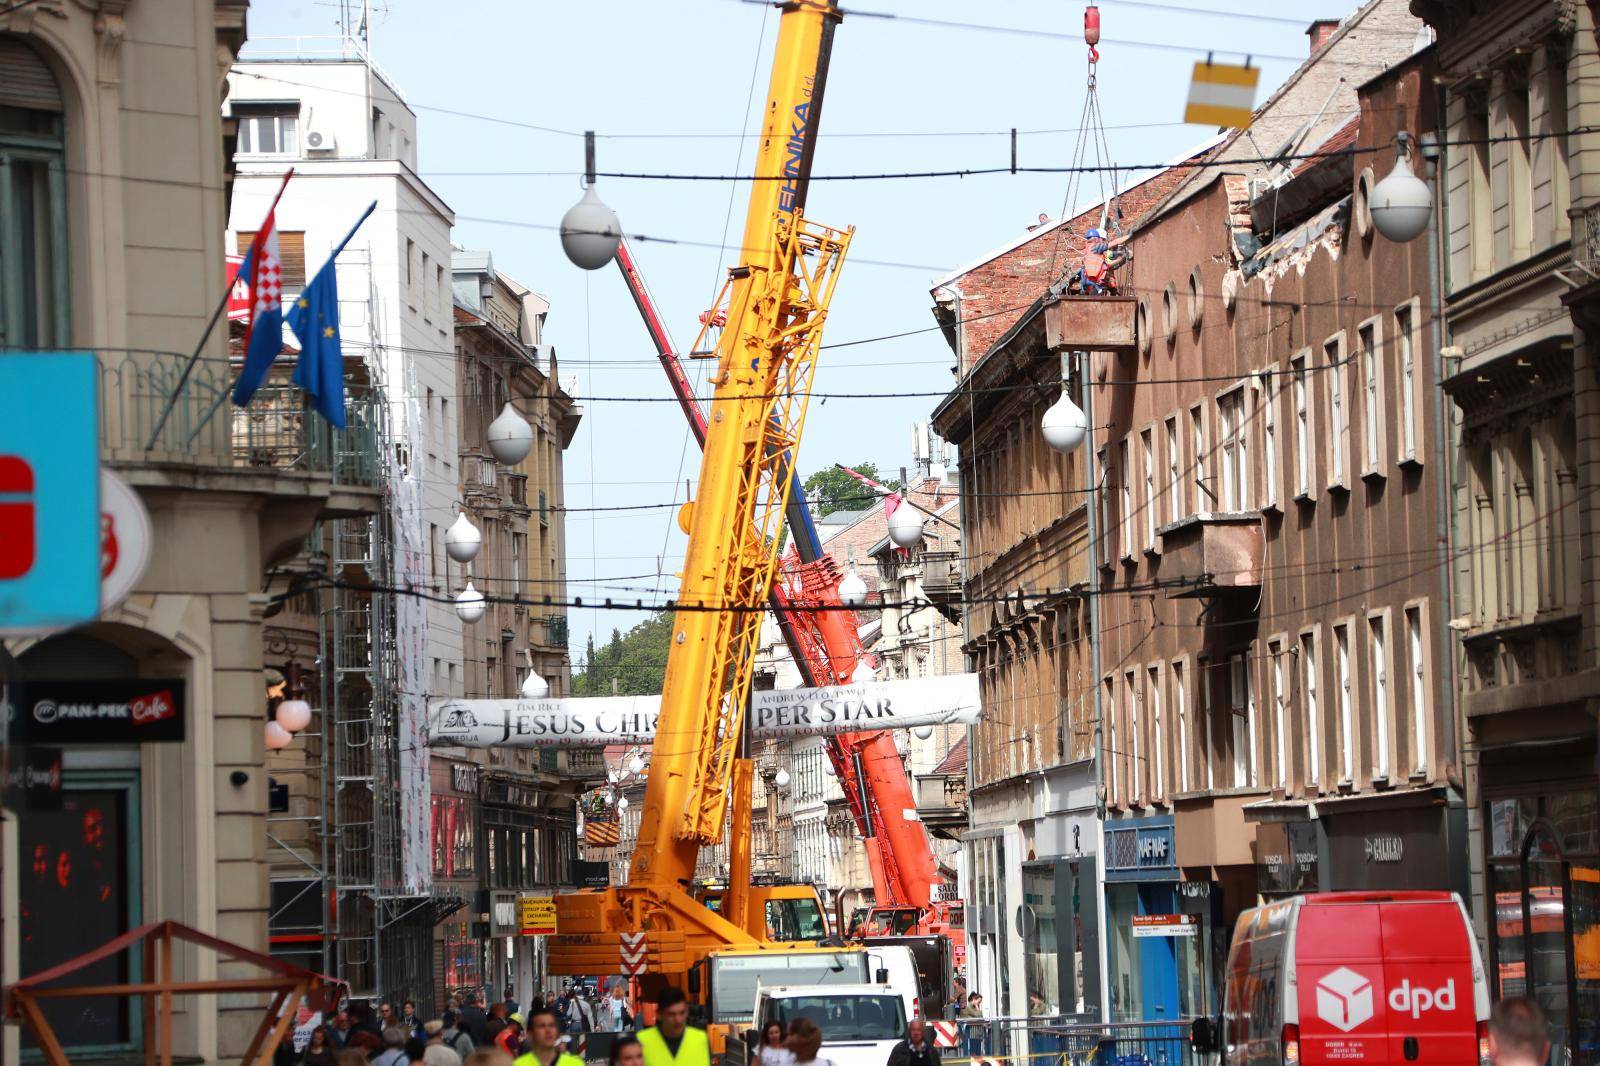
285,202,375,430
286,254,346,429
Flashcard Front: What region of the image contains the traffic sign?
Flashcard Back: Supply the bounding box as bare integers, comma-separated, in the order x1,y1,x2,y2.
0,353,101,635
620,932,647,975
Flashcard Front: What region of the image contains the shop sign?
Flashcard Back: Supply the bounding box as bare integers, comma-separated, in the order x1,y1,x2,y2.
1178,881,1211,900
9,678,185,745
451,762,479,794
1105,815,1177,882
98,470,152,614
1257,820,1321,895
573,859,611,889
0,353,102,636
1325,808,1447,892
2,743,62,812
519,895,557,936
1132,913,1199,938
1364,835,1404,863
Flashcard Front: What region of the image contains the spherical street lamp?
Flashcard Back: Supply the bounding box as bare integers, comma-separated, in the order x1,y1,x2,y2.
1041,389,1088,454
775,768,792,788
1370,132,1432,244
520,669,550,700
627,753,646,776
487,402,534,466
265,720,293,750
455,582,486,623
445,512,482,563
561,185,622,271
617,795,630,812
276,696,312,733
852,660,875,685
838,566,868,607
913,725,934,741
887,503,925,549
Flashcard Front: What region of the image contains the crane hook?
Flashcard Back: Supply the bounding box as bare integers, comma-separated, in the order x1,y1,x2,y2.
1085,3,1101,64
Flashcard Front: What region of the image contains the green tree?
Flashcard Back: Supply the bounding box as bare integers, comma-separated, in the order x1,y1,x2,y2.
803,462,899,517
573,616,674,697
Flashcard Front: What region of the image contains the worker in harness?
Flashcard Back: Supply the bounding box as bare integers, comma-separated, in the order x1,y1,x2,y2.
638,988,711,1066
1076,225,1131,294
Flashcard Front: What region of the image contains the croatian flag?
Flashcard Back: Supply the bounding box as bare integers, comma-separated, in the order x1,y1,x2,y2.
230,203,287,407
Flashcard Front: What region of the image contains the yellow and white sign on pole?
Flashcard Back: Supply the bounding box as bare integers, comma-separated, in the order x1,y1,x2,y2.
1185,60,1261,128
518,895,557,936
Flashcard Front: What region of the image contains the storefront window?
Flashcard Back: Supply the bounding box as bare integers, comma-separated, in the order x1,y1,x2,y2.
1485,789,1600,1066
442,921,483,995
19,776,140,1055
1106,884,1144,1022
1023,867,1059,1014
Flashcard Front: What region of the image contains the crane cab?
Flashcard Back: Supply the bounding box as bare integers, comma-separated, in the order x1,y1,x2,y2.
695,881,831,943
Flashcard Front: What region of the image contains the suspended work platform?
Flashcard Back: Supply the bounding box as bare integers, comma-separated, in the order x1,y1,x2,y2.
1044,294,1138,352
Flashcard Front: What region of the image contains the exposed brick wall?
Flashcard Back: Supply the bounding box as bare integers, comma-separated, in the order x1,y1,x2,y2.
938,162,1203,372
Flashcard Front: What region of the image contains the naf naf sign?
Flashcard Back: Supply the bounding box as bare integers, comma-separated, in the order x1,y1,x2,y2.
1105,814,1178,882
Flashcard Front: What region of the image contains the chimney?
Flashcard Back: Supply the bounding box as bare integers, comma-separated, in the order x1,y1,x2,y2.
1306,19,1340,53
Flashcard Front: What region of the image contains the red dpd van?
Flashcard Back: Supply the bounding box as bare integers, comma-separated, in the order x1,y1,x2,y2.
1202,892,1490,1066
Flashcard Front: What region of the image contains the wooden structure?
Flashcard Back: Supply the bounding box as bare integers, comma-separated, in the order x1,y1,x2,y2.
4,919,345,1066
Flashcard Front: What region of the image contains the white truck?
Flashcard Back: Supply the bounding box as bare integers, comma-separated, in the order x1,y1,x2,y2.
746,985,907,1066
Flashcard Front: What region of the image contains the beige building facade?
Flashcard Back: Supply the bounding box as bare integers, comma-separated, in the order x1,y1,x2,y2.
2,2,384,1062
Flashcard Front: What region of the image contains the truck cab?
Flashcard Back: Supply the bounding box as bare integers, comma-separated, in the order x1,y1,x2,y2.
747,985,907,1066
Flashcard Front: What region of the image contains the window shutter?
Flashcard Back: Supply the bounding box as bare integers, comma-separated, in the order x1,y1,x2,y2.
0,37,63,111
235,230,308,287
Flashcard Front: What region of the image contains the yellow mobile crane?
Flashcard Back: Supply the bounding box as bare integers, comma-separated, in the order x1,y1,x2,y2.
550,0,866,1026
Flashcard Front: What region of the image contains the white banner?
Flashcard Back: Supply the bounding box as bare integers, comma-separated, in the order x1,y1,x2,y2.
426,673,979,748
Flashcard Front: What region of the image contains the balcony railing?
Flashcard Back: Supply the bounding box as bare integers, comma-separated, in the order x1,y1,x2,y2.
97,351,382,487
921,549,962,601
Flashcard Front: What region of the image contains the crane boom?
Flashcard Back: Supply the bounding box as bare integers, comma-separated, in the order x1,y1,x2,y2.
552,0,850,988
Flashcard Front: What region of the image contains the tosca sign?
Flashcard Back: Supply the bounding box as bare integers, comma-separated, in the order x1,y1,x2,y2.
427,674,980,748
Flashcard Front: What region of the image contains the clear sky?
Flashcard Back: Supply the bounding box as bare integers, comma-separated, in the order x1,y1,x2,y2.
245,0,1388,665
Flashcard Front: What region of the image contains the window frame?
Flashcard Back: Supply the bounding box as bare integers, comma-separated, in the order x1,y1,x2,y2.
1256,366,1280,512
1164,414,1182,525
1368,608,1394,783
1333,619,1355,785
1217,382,1249,512
1172,656,1191,795
1404,599,1431,778
1358,314,1388,480
1395,298,1424,467
1299,627,1321,790
1118,437,1134,564
1140,423,1157,553
0,108,70,347
1290,349,1315,500
1148,662,1165,802
1268,636,1288,789
1190,401,1213,512
1324,331,1350,492
234,102,301,157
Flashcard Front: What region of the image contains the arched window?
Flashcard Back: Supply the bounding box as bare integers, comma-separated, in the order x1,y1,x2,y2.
0,34,69,346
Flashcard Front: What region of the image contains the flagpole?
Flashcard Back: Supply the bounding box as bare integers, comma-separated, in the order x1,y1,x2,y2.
145,167,294,451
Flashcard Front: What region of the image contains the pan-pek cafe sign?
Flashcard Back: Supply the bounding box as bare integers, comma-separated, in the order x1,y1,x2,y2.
427,674,980,748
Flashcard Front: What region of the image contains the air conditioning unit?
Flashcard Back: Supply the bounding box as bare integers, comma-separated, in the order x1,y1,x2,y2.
304,128,337,153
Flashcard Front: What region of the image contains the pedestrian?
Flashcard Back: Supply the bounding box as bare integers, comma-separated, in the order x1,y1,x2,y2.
564,990,595,1037
1487,998,1550,1066
1029,992,1051,1017
335,1051,369,1066
350,1003,384,1041
512,1006,583,1066
752,1020,791,1066
401,1002,426,1041
406,1037,429,1066
608,1035,644,1066
370,1028,410,1066
888,1019,941,1066
782,1018,833,1066
959,993,987,1059
503,991,520,1018
379,1003,396,1030
496,1015,525,1058
600,982,633,1033
303,1025,338,1066
460,992,490,1045
638,987,710,1066
348,1029,384,1059
440,1011,475,1060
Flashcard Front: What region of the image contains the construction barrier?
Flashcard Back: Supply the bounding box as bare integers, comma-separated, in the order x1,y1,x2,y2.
932,1018,1206,1066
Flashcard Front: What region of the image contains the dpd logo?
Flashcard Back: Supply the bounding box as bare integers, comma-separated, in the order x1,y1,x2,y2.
1315,967,1375,1032
1389,979,1456,1019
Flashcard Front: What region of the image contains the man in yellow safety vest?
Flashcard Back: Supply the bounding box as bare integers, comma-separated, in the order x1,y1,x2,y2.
637,988,710,1066
513,1007,583,1066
